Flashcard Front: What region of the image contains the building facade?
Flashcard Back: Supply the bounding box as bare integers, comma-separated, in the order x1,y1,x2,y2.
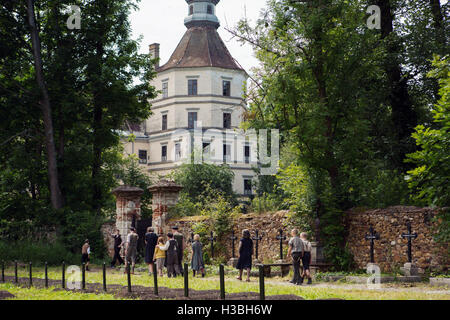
123,0,256,197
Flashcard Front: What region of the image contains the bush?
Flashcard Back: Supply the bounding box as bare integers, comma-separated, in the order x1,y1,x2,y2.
172,163,236,205
59,209,106,259
249,193,282,214
168,193,203,219
0,240,78,265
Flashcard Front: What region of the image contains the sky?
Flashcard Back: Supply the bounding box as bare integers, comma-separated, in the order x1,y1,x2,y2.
129,0,267,73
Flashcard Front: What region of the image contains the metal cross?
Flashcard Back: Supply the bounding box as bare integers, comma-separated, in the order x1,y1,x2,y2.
401,221,418,263
276,229,286,260
188,232,194,244
209,231,217,259
230,230,238,258
365,225,380,263
252,230,263,261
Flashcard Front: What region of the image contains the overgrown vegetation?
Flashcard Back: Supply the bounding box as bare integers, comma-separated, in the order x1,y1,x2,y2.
228,0,449,269
0,0,156,262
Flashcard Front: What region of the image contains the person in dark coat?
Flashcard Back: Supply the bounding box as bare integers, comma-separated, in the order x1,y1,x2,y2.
144,227,158,275
191,234,205,277
110,229,124,268
236,229,253,282
160,232,179,278
172,226,184,275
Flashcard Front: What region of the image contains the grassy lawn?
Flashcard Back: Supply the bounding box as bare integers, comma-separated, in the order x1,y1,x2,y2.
0,282,125,300
1,265,449,300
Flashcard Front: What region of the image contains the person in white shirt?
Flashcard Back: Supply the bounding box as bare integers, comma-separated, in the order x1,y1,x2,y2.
300,232,313,284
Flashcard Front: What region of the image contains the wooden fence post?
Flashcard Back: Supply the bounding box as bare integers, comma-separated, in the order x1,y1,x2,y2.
29,262,32,287
153,268,158,296
184,263,189,298
14,261,17,284
44,262,48,288
62,262,65,289
259,265,265,301
82,263,86,290
127,264,132,293
219,264,225,300
103,262,107,292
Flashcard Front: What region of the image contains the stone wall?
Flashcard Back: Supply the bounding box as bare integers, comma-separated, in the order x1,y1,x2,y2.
101,222,116,258
101,206,448,272
168,211,295,263
345,206,448,272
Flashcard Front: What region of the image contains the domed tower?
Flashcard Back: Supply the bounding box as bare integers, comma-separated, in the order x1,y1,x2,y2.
184,0,221,29
124,0,256,199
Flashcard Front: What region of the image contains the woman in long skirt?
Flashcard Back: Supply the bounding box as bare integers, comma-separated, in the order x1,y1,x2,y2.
191,234,205,277
236,229,253,282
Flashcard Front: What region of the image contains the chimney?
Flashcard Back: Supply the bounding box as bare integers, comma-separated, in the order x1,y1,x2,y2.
149,43,160,69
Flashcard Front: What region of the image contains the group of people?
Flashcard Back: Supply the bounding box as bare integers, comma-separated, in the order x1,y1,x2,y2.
109,226,206,277
233,228,312,285
93,226,313,285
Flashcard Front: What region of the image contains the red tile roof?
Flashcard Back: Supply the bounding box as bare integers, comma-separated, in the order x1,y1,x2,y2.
157,25,244,72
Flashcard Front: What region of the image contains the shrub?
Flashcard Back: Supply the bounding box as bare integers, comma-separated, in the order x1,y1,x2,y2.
0,240,78,265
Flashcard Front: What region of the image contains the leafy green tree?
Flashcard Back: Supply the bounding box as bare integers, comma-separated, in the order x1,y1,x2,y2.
118,155,153,218
407,56,450,208
172,163,236,205
0,0,156,259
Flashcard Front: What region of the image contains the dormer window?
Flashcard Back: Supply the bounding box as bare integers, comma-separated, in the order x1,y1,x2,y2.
189,5,193,15
207,5,213,14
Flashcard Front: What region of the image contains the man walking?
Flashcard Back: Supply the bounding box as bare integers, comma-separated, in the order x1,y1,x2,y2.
124,227,139,274
287,229,304,285
110,229,124,268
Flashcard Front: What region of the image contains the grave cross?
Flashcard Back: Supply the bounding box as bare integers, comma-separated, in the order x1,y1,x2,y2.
401,221,418,263
188,232,194,244
364,225,380,263
230,230,238,258
209,231,217,259
276,229,286,260
252,230,263,261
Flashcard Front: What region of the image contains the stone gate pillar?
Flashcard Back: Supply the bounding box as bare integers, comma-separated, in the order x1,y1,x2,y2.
112,186,144,238
148,180,183,235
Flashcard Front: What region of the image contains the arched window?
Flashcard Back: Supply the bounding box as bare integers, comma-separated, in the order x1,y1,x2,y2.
207,5,213,14
189,5,194,15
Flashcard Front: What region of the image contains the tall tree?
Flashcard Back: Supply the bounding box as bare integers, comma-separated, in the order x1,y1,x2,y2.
376,0,417,170
26,0,63,209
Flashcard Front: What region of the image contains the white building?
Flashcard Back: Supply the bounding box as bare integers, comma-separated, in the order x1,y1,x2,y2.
123,0,256,197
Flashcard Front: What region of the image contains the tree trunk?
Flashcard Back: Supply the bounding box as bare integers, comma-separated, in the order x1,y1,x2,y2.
376,0,417,170
26,0,63,210
429,0,446,50
91,37,106,216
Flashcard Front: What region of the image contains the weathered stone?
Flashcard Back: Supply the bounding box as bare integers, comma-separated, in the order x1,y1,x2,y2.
345,207,448,272
148,180,182,235
112,185,144,241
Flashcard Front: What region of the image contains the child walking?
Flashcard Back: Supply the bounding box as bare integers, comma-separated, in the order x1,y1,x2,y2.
191,234,205,277
153,237,166,277
300,232,313,284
